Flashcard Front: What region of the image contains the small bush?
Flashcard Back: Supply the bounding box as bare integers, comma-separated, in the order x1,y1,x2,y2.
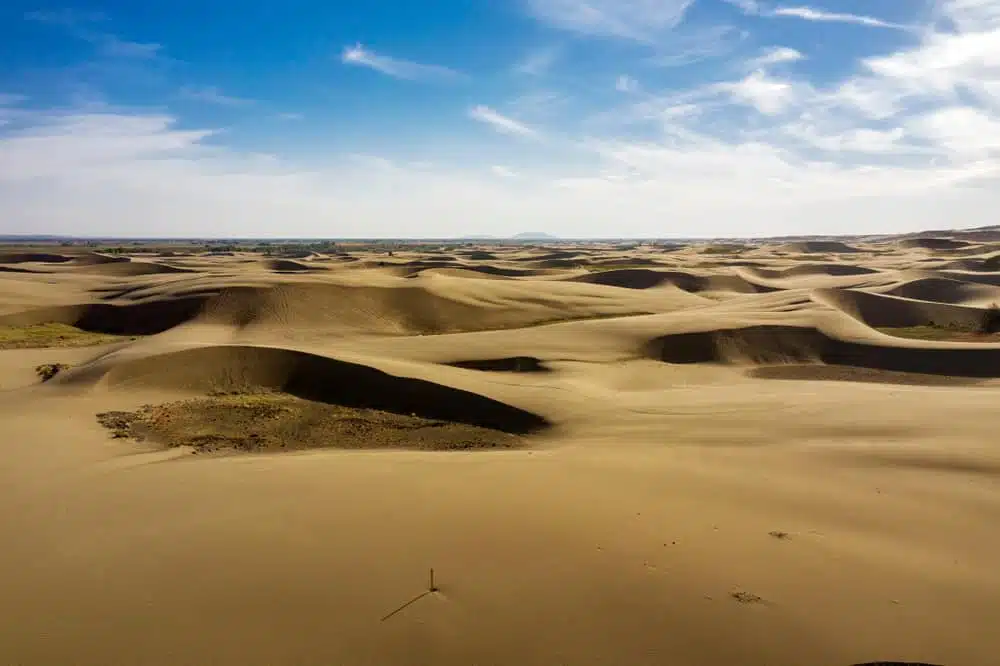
981,303,1000,334
35,363,70,382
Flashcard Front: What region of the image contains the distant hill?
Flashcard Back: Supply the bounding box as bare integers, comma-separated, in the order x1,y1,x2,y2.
512,232,559,240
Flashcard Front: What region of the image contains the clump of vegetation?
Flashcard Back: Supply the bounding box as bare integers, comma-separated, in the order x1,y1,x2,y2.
96,411,142,439
96,392,524,454
877,305,1000,342
0,322,135,349
35,363,70,382
730,590,765,604
981,303,1000,334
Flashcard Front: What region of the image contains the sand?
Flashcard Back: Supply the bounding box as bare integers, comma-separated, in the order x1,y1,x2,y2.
2,241,999,665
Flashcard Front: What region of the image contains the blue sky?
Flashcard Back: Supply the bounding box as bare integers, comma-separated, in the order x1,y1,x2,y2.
1,0,998,238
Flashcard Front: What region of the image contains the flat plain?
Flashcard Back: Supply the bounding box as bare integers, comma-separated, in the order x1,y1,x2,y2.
2,236,999,666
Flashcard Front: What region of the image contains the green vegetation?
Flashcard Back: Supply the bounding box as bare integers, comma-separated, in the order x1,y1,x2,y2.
0,323,135,349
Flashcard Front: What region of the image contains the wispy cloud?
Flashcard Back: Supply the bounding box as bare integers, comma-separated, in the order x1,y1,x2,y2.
513,46,561,76
179,85,254,106
276,112,304,121
96,35,162,59
469,105,541,138
721,0,761,13
0,94,27,106
746,46,804,69
771,6,908,30
341,43,465,82
648,25,746,67
507,90,569,119
25,9,162,59
723,1,909,30
524,0,695,42
24,9,106,25
616,75,639,93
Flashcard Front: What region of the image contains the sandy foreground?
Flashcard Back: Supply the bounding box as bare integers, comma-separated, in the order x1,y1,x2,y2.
1,241,999,665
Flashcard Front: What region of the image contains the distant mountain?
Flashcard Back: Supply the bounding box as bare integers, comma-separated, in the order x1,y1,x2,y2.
512,232,559,240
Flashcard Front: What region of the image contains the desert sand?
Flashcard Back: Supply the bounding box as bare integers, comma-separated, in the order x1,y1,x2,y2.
2,237,1000,665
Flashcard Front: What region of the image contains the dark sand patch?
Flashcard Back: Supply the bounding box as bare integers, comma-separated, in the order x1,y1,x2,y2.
447,357,551,373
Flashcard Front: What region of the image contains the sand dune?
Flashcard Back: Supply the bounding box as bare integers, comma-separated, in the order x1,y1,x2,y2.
0,297,207,335
569,268,773,294
775,240,863,253
815,287,990,329
0,252,75,264
648,323,1000,377
72,260,195,276
899,237,972,250
263,258,328,272
2,239,1000,666
90,345,550,434
939,254,1000,272
748,263,879,278
882,276,1000,305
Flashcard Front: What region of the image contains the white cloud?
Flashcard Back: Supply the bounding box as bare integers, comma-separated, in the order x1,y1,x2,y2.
179,86,254,106
468,105,541,138
524,0,694,42
906,106,1000,158
863,29,1000,96
770,6,908,29
616,75,639,93
491,165,519,178
721,70,800,114
724,1,909,30
341,43,465,82
785,123,910,154
276,112,304,121
2,103,998,240
942,0,1000,31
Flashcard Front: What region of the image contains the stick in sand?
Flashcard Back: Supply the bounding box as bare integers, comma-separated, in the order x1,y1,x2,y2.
380,568,439,622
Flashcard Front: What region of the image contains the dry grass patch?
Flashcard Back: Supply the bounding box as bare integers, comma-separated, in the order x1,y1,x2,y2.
97,391,527,453
0,322,135,349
